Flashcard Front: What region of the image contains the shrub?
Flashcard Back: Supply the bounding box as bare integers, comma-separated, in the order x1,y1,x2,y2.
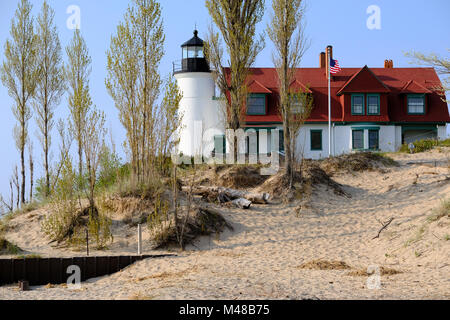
87,210,114,250
96,145,127,191
399,138,450,153
427,198,450,223
41,156,79,243
0,237,22,255
147,195,172,245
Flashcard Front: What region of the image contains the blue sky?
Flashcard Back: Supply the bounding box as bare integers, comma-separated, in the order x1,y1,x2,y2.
0,0,449,200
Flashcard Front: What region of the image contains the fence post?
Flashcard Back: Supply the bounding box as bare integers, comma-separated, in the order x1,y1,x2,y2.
86,229,89,256
137,224,142,255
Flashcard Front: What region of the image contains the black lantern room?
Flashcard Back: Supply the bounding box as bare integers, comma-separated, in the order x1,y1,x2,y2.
173,30,210,74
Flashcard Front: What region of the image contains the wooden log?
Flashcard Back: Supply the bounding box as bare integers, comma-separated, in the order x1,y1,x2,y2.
232,198,252,209
185,186,270,204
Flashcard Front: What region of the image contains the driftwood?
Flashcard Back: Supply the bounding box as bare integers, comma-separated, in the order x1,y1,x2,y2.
183,186,270,209
185,186,269,203
372,217,394,240
232,198,252,209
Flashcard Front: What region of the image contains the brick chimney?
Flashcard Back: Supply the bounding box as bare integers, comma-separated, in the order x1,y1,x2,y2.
384,59,394,68
326,45,333,79
320,52,326,68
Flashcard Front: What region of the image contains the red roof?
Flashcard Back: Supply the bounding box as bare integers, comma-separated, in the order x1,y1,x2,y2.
247,79,272,93
400,80,432,94
224,66,450,124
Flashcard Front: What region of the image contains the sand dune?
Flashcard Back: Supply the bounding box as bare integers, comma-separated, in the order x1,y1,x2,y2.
0,148,449,300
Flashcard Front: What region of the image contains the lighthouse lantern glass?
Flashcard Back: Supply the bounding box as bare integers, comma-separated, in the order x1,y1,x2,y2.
186,46,204,59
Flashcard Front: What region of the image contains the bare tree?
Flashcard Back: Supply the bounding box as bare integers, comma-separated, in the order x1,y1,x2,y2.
51,119,73,194
0,0,38,206
204,0,265,161
28,141,34,202
12,166,20,210
267,0,311,186
0,179,14,213
34,0,66,197
405,50,449,101
83,107,107,215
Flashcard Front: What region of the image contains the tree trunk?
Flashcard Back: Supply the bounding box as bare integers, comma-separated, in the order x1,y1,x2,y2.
44,106,50,197
20,126,26,206
29,150,33,203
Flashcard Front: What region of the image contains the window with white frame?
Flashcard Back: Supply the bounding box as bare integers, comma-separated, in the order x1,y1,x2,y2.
367,94,380,115
408,94,425,114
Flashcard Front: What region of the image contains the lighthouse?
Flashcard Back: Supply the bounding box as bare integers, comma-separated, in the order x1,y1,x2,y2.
173,30,224,158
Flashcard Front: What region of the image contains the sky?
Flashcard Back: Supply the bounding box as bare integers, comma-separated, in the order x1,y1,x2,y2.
0,0,449,202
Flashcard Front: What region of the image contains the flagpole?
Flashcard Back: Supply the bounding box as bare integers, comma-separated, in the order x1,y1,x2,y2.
328,54,331,158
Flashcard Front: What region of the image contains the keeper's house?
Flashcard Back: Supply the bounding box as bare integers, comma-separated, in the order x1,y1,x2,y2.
174,31,450,159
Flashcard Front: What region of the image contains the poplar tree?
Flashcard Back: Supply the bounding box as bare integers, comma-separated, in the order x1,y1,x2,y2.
34,1,66,197
268,0,312,186
204,0,265,160
65,29,92,180
107,0,171,181
83,107,107,214
0,0,38,206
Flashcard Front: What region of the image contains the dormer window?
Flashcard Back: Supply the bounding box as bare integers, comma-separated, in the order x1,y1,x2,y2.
247,94,267,115
351,94,365,115
407,94,425,114
367,94,380,115
291,95,304,114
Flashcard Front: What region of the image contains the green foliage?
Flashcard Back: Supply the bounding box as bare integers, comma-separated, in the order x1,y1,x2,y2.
34,176,48,202
96,145,127,191
1,0,39,205
88,210,113,250
400,138,450,153
41,155,78,243
34,1,66,198
0,237,22,255
14,254,42,259
114,173,164,201
147,195,171,245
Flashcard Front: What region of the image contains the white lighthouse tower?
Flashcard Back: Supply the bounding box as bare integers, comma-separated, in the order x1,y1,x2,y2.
174,30,224,158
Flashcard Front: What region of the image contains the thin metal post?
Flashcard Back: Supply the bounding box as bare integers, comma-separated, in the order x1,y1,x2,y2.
86,229,89,256
137,224,142,255
328,60,331,158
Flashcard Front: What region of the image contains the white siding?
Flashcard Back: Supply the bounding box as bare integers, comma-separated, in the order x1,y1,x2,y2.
438,125,448,140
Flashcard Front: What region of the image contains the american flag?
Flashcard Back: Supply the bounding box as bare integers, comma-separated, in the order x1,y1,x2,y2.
330,58,341,74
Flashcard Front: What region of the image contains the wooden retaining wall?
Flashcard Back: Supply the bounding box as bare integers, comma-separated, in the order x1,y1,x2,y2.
0,255,173,286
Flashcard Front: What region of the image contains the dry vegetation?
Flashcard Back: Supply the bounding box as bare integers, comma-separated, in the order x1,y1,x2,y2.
0,237,22,255
346,267,402,277
318,152,398,176
297,259,351,270
297,259,403,276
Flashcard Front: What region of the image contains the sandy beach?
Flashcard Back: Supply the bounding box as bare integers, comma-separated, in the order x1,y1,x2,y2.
0,148,449,300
